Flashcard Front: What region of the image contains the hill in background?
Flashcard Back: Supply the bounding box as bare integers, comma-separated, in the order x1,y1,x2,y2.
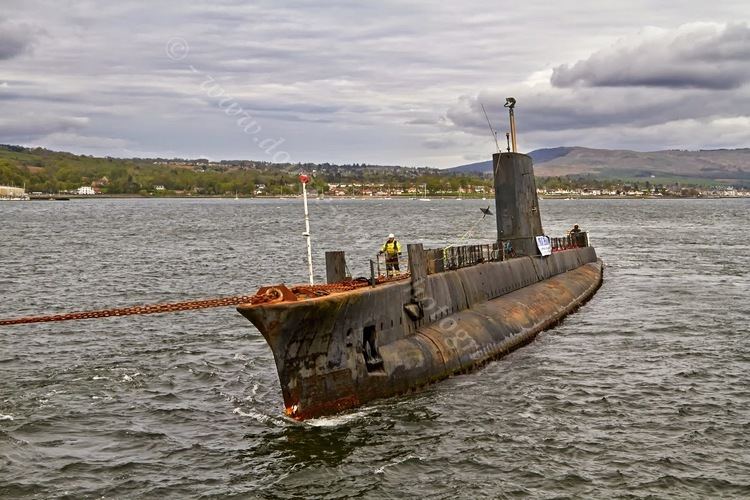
3,143,749,195
450,147,750,186
448,147,573,175
0,144,461,196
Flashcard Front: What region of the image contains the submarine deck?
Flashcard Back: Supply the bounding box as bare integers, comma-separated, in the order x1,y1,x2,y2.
238,247,602,419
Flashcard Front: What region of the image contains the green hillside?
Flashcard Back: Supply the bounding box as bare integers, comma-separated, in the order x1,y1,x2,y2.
0,145,491,196
0,145,310,195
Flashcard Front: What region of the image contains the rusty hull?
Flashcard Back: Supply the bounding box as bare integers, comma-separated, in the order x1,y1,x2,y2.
237,247,603,420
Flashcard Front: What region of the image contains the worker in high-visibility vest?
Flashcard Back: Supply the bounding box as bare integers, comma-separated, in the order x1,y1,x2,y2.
379,233,402,276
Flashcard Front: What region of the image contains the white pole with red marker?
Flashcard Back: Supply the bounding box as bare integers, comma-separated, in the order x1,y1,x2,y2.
299,173,314,284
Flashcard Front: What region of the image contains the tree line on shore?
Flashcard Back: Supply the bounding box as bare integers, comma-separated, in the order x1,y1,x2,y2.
0,144,727,197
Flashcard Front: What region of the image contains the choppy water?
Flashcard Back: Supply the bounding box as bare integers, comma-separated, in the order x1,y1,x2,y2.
1,197,749,498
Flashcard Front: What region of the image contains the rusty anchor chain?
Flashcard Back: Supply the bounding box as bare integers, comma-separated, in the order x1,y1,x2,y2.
0,274,410,327
0,293,272,326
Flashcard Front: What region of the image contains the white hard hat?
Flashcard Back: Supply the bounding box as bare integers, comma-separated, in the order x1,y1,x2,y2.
388,233,395,238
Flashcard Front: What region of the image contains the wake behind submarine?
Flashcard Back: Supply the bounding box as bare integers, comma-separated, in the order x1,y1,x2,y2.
238,100,603,419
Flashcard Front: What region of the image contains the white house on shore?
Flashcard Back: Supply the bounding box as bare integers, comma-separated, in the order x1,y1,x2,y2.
0,185,29,200
77,186,96,195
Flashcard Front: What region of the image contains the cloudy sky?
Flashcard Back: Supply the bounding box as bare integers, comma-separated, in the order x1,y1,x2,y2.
1,1,749,167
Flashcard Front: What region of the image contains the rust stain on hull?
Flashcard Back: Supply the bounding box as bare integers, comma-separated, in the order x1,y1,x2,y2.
238,248,603,420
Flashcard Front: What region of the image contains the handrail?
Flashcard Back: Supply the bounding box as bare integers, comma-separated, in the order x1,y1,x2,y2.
551,231,588,252
424,243,502,274
423,232,589,275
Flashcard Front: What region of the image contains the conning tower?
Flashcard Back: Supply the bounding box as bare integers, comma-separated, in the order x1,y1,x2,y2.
493,97,543,256
493,152,543,256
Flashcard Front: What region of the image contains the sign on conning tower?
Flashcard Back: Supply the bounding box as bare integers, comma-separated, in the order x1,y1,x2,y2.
493,98,544,256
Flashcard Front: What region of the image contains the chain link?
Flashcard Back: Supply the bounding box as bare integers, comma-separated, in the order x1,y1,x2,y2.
0,293,267,326
0,274,410,327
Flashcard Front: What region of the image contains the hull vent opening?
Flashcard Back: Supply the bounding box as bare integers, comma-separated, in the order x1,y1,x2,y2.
363,325,384,372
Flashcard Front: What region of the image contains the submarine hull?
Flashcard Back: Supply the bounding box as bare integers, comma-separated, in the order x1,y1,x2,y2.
238,247,602,420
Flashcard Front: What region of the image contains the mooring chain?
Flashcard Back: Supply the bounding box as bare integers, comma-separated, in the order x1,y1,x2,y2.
0,274,411,327
0,293,274,326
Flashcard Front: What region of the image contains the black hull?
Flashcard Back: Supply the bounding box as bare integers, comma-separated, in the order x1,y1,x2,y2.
238,247,602,419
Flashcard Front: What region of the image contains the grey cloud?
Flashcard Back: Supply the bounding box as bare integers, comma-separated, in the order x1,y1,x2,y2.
447,84,750,136
525,116,750,153
0,20,37,59
406,117,439,125
0,90,81,104
39,132,129,152
422,138,457,150
4,1,750,166
552,23,750,90
0,115,89,141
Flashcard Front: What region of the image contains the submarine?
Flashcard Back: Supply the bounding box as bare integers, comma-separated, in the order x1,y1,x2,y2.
237,103,603,420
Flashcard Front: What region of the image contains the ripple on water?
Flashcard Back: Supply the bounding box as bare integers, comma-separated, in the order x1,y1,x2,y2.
2,198,750,497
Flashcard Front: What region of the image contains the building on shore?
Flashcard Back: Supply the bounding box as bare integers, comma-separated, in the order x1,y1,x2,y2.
0,185,29,200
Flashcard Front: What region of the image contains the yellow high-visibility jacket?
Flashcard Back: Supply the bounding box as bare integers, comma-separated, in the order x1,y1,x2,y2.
381,240,402,256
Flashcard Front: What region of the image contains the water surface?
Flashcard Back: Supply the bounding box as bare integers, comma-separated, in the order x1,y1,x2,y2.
1,197,749,498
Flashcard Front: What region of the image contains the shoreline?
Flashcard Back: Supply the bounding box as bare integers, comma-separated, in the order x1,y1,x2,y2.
14,194,749,201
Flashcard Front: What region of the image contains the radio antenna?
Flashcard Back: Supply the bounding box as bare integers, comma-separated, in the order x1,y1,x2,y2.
480,103,501,154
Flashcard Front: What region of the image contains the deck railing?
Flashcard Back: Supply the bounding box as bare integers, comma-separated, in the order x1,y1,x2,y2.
422,232,589,275
425,243,502,274
367,231,591,280
550,231,588,252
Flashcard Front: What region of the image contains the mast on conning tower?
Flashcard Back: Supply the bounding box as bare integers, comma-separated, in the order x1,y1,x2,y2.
492,97,544,256
504,97,518,153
